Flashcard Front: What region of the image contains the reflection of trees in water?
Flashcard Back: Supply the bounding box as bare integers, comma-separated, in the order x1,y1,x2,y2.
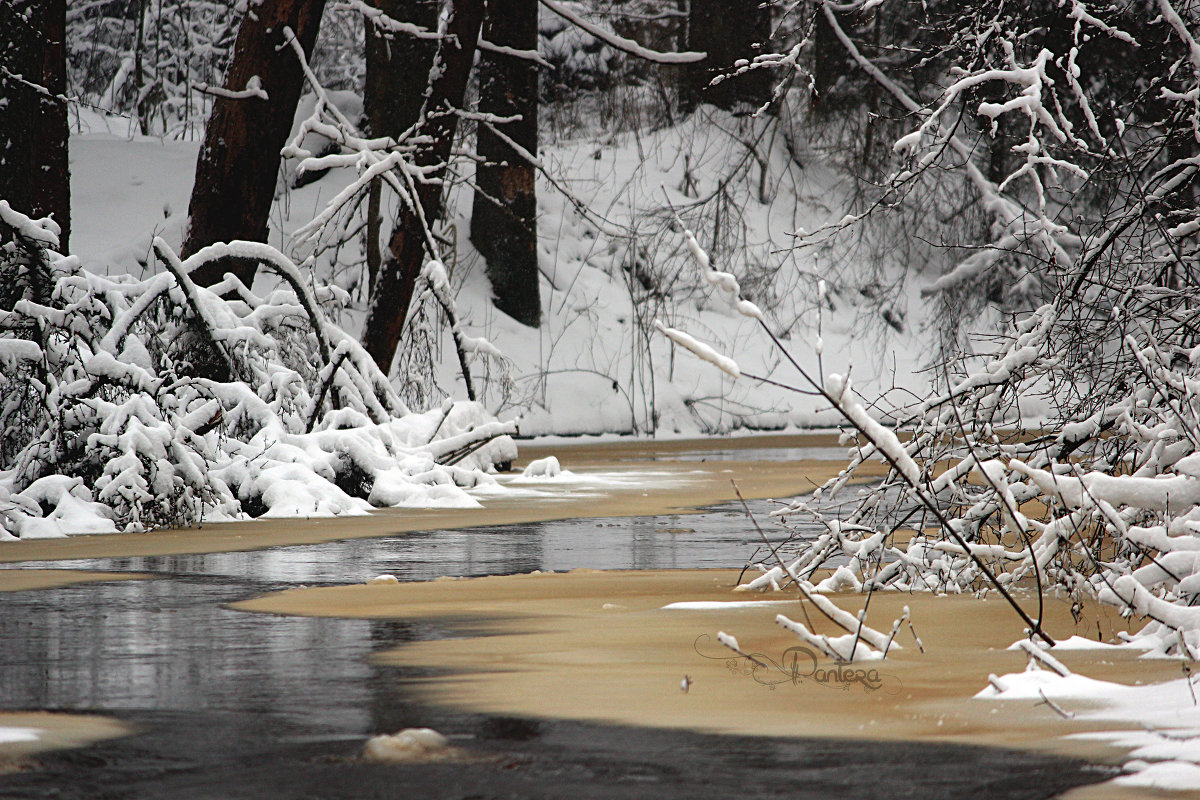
0,579,372,736
365,619,429,735
373,523,549,579
534,507,772,572
13,498,803,587
364,620,546,742
0,501,816,746
629,515,681,570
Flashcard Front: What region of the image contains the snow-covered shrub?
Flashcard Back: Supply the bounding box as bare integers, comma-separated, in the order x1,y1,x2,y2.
683,0,1200,659
67,0,364,138
0,203,515,539
540,1,621,101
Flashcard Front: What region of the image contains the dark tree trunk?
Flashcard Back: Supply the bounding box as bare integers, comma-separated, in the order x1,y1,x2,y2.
363,0,441,292
680,0,771,113
182,0,327,286
811,4,849,115
0,0,70,252
361,0,488,375
471,0,541,328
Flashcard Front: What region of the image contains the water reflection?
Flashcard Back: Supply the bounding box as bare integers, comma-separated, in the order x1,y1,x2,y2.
653,446,851,462
0,578,378,733
0,501,796,726
6,499,812,586
0,497,823,739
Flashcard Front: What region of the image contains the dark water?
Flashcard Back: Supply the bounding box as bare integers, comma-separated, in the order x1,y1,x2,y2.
5,498,805,583
0,502,1111,799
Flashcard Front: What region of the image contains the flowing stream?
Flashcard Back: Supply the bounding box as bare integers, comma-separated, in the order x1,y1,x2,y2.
0,442,1109,799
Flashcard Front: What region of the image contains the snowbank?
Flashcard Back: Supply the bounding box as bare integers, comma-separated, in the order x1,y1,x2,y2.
982,644,1200,790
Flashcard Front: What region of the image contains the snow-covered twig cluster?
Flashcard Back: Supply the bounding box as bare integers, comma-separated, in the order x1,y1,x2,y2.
661,0,1200,655
650,0,1200,663
0,204,515,538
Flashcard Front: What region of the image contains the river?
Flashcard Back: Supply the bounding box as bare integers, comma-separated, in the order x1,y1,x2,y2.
0,436,1140,798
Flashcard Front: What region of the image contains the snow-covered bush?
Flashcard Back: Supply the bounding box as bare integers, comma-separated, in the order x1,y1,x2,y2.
67,0,364,138
0,203,514,539
687,0,1200,659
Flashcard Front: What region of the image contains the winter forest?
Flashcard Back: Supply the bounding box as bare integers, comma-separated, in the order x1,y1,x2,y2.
7,0,1200,794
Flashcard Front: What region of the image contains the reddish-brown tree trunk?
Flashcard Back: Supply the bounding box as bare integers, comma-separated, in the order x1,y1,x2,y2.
0,0,70,252
182,0,327,286
470,0,541,328
363,0,441,292
361,0,489,374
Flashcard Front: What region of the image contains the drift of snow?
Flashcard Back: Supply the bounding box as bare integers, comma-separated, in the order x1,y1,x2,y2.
522,456,564,478
981,650,1200,790
0,727,41,744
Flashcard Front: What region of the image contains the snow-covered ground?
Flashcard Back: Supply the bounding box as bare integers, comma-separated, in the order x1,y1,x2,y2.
69,103,933,440
984,638,1200,792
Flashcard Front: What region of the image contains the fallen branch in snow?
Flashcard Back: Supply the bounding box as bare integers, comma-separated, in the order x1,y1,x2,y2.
1036,689,1076,720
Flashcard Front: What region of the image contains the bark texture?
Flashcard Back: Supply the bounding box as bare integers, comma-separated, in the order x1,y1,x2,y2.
182,0,327,286
361,0,488,374
471,0,541,328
